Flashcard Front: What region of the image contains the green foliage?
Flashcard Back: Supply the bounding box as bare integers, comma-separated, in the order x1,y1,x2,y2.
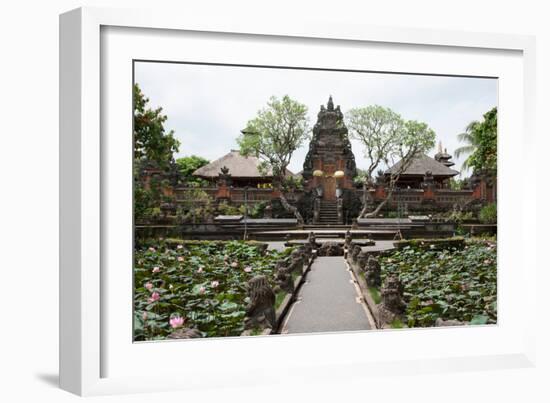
133,83,179,169
455,107,497,174
133,84,180,221
134,174,171,222
390,318,405,329
449,177,466,190
447,210,475,223
346,105,435,218
353,168,370,186
176,188,214,223
479,203,497,224
347,105,404,181
216,201,242,216
281,176,304,192
347,105,436,181
176,155,210,186
134,240,290,340
247,201,268,218
368,286,381,304
379,241,497,327
238,95,310,182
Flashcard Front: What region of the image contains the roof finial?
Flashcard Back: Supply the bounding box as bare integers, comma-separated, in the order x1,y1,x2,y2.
438,141,443,154
327,95,334,111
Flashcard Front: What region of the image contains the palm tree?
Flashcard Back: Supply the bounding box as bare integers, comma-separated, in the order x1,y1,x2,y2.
454,121,479,172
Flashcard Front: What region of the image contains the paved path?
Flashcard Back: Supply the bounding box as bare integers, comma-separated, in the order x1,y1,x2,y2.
361,240,396,253
281,256,373,334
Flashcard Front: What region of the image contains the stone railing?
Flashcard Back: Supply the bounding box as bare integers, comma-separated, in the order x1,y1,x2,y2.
174,186,301,205
364,187,476,210
174,187,218,201
231,188,277,203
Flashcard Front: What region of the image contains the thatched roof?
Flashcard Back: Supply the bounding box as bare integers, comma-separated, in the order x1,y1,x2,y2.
385,154,459,177
193,150,295,178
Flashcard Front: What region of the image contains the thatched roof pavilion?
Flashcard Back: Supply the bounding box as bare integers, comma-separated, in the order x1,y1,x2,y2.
192,150,295,187
385,153,459,188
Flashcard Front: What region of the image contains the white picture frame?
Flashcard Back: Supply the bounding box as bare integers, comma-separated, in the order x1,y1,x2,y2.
60,6,537,396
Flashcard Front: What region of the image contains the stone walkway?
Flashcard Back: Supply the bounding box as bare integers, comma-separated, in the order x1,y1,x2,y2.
281,256,373,334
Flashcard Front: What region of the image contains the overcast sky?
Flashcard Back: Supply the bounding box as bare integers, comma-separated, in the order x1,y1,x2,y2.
135,62,497,178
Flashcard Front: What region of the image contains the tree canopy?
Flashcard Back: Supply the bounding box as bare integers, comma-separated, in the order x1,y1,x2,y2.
133,83,180,220
347,105,436,217
455,107,497,175
347,105,404,184
176,155,210,186
237,95,310,180
237,95,310,223
134,83,180,169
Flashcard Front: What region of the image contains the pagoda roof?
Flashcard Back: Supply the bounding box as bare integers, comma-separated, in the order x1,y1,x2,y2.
193,150,295,178
385,154,459,177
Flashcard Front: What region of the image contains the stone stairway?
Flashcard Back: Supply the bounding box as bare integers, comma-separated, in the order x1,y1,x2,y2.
318,200,341,225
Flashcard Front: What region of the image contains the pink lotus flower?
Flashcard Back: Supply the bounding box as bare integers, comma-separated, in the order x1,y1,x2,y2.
230,261,239,268
152,266,160,273
148,291,160,303
244,266,252,273
177,244,183,249
197,266,204,273
169,315,185,329
145,282,153,291
483,259,491,265
148,247,156,252
199,286,206,294
211,280,219,288
223,255,229,261
177,256,185,262
142,312,148,320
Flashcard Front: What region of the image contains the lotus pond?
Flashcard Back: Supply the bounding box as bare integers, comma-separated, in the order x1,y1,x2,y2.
378,239,497,327
134,240,291,341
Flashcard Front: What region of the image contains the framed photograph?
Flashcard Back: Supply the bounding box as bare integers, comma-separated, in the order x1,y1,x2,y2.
60,7,537,396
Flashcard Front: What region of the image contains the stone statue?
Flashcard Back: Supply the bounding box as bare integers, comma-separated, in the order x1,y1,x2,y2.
378,275,406,324
318,242,344,256
288,249,305,274
244,275,276,330
356,250,369,268
351,244,362,263
167,328,203,339
422,170,435,189
364,255,381,287
344,230,352,249
301,244,313,265
307,232,317,249
274,260,294,294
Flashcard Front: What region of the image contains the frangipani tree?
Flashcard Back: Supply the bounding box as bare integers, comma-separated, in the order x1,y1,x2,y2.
237,95,310,223
347,105,436,218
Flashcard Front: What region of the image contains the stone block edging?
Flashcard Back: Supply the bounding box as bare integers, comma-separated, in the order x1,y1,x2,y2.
240,255,316,336
346,256,382,329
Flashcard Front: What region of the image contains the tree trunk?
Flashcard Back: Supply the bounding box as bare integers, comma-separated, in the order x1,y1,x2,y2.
364,187,394,218
360,179,397,219
279,192,304,225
